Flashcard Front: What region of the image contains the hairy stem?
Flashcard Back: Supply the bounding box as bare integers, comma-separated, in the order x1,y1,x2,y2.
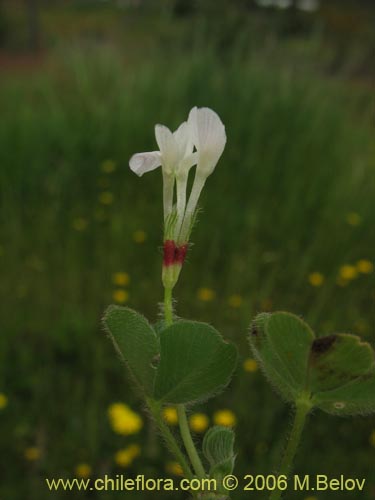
164,286,173,326
269,399,310,500
147,398,194,480
177,404,206,479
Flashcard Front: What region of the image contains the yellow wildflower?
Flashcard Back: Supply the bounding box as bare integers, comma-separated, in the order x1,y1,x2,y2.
99,191,114,205
308,272,324,287
72,217,88,231
228,294,243,308
112,289,129,304
165,461,184,476
346,212,361,226
75,463,92,478
369,430,375,447
357,260,373,274
112,272,130,286
163,406,178,426
115,444,141,468
197,287,215,302
101,159,117,174
243,358,258,373
108,403,143,435
24,447,41,461
189,413,209,433
339,265,357,281
133,230,147,244
0,393,8,409
213,409,237,428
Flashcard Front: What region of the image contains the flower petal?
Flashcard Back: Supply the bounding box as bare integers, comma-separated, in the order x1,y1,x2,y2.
188,107,226,178
179,152,198,172
129,151,161,177
155,124,178,174
187,107,199,147
173,121,193,159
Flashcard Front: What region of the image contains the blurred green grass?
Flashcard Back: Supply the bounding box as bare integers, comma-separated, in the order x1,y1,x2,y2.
0,43,374,499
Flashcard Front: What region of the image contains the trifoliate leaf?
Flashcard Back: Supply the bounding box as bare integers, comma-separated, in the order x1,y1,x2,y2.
103,306,159,395
249,311,375,416
154,320,237,404
203,426,236,478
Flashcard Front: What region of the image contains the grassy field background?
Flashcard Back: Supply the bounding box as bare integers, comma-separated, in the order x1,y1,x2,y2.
0,2,374,499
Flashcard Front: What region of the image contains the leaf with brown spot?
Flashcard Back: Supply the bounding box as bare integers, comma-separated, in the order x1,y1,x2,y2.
308,334,374,393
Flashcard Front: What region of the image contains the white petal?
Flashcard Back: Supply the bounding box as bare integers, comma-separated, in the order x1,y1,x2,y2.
155,124,178,173
187,107,199,148
129,151,161,176
188,107,226,178
178,152,198,173
173,121,193,158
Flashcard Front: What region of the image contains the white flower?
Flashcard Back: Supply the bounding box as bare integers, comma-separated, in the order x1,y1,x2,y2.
129,121,196,221
129,106,226,243
129,121,195,178
188,107,226,180
178,107,226,242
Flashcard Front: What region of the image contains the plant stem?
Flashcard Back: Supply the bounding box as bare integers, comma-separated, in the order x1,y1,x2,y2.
164,286,173,326
269,400,310,500
177,404,206,479
163,283,207,479
147,398,194,480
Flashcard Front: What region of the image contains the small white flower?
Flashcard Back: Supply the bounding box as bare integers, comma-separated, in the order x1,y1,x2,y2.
129,106,226,243
178,107,226,242
188,107,226,181
129,121,196,220
129,121,195,178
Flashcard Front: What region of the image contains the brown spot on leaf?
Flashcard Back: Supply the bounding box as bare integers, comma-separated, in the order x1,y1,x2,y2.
311,334,337,355
251,323,259,337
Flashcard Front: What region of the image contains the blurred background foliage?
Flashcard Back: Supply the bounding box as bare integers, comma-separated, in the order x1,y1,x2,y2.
0,1,374,499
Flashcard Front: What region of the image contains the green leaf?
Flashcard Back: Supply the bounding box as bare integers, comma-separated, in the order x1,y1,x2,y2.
309,334,374,392
249,312,314,402
103,305,159,395
249,311,375,416
313,370,375,416
203,426,236,478
154,320,237,404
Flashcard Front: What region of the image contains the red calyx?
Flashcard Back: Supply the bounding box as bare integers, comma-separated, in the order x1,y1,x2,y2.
163,240,188,267
163,240,176,266
175,244,188,264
